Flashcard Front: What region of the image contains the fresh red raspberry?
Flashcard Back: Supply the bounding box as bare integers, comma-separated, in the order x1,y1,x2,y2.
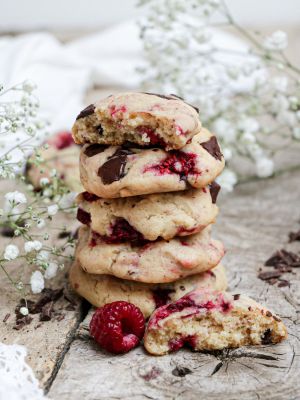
89,301,145,354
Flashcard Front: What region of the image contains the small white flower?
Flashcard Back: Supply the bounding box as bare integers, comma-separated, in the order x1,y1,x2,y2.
36,219,45,229
263,30,288,51
19,307,29,316
45,262,58,279
47,204,58,216
241,132,256,144
58,192,77,209
4,244,19,260
39,177,50,186
256,158,274,178
36,250,49,262
216,169,237,192
24,240,43,253
50,169,57,178
222,147,232,160
30,271,44,294
5,191,27,205
213,118,236,143
238,117,259,134
22,80,37,94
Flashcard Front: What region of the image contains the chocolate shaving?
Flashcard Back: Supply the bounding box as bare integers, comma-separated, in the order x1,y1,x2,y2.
209,181,221,204
3,313,10,323
259,248,300,287
98,148,134,185
201,137,223,161
14,315,33,330
258,270,283,280
76,104,95,120
40,301,54,321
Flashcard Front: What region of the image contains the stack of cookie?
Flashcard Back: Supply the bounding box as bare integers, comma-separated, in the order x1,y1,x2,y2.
70,92,226,318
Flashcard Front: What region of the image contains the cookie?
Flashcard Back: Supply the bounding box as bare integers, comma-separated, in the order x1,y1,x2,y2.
76,185,219,241
72,92,201,150
70,261,227,318
144,289,288,355
79,128,224,198
75,226,225,283
26,131,82,192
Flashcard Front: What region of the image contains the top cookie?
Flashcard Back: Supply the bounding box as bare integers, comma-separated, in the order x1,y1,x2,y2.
72,92,201,150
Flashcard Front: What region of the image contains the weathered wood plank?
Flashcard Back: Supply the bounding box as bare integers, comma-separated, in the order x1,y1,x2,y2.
49,169,300,400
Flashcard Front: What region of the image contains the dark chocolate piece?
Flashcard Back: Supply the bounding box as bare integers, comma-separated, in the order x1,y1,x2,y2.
233,294,240,300
142,92,199,113
98,148,134,185
201,136,223,161
209,181,221,204
172,366,192,377
76,104,95,120
261,329,272,344
258,270,283,280
84,144,107,157
40,301,54,321
77,208,91,225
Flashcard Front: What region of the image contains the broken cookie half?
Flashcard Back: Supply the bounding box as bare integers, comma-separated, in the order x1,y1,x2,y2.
144,288,287,355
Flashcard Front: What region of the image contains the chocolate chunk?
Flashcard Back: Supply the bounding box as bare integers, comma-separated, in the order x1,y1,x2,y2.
77,208,91,225
201,137,223,161
172,366,192,377
261,329,272,344
209,181,221,203
82,191,99,202
84,144,107,157
31,288,63,314
278,280,290,288
57,231,72,239
98,148,133,185
13,315,33,330
233,294,240,300
266,311,272,317
97,124,103,135
76,104,95,120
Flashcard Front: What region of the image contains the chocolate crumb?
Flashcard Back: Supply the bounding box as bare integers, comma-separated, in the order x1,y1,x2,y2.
278,280,290,288
266,311,272,317
14,315,33,330
233,294,240,300
3,313,10,323
288,230,300,242
40,301,54,321
172,366,192,377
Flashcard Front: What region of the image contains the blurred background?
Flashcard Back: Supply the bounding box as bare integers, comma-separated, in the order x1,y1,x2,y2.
0,0,299,180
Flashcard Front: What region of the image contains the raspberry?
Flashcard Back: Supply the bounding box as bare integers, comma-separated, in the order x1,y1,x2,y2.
47,131,74,149
89,301,145,354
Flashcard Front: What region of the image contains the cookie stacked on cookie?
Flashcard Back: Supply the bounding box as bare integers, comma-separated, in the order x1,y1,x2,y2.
70,92,226,318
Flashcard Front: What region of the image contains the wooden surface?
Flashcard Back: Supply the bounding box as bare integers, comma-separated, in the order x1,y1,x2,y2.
44,169,300,400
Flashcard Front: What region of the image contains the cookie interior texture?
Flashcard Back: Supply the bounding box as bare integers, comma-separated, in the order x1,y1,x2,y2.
144,289,287,355
72,93,201,150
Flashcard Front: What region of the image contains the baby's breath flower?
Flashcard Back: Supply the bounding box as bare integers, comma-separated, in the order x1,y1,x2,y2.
256,158,274,178
36,219,45,229
216,169,237,192
19,307,29,316
39,177,50,186
24,240,43,253
4,244,19,260
44,262,58,279
47,204,58,216
263,30,288,52
30,270,44,294
5,191,27,205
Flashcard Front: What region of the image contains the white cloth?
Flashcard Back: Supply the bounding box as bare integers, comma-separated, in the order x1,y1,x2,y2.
0,343,46,400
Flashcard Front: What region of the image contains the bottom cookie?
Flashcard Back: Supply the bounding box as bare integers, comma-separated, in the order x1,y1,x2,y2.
69,260,227,318
144,289,288,355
